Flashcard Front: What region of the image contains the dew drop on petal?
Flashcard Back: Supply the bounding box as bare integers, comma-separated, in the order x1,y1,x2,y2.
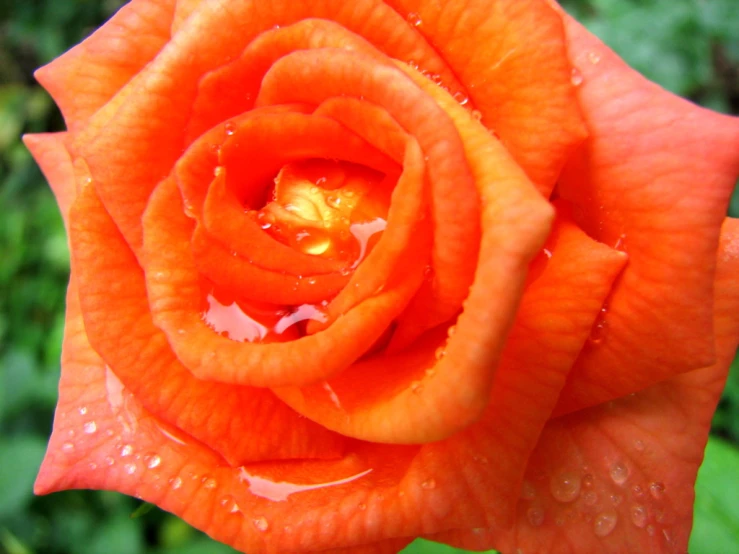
410,381,423,394
406,12,422,26
550,471,581,503
169,476,183,490
593,510,618,537
452,92,469,106
203,478,218,490
634,439,645,452
61,442,74,453
147,455,161,469
224,122,235,136
83,421,97,434
124,463,137,475
527,507,544,527
88,463,97,471
632,484,644,498
610,462,629,485
583,490,598,506
253,516,269,532
421,478,436,490
571,67,584,86
631,505,648,528
647,524,656,536
588,51,602,65
78,407,88,416
649,482,665,499
104,456,115,466
121,444,133,457
582,473,594,488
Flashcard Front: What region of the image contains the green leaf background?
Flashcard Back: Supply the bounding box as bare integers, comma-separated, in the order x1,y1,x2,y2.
0,1,737,552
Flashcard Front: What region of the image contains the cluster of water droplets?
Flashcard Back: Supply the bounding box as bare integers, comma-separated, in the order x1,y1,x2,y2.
518,443,672,545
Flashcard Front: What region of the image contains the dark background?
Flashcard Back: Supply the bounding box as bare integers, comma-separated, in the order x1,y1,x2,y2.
1,1,737,552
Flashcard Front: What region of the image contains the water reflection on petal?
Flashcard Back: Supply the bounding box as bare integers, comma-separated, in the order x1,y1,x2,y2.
238,467,373,502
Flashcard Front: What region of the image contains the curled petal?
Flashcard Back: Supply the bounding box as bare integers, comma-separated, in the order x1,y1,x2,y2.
554,13,739,414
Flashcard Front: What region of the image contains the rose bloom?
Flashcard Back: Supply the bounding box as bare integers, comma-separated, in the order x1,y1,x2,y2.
24,0,739,552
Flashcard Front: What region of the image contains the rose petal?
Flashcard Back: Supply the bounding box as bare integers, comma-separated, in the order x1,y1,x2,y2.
553,13,739,414
386,0,587,193
35,0,175,131
142,174,426,388
77,0,469,256
22,133,76,228
434,217,739,554
257,48,482,339
69,184,347,465
276,206,625,452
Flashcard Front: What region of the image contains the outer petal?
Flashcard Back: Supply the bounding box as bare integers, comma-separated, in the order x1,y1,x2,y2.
435,218,739,554
385,0,587,193
22,133,76,228
554,12,739,413
35,0,175,131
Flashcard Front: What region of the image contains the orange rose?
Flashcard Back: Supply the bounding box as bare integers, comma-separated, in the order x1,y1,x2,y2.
25,0,739,552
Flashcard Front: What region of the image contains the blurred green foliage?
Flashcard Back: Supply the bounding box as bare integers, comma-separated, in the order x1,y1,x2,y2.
0,1,737,553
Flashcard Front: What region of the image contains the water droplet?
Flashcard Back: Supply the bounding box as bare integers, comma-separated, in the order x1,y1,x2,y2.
589,307,608,344
649,482,665,499
78,407,88,416
406,12,422,26
527,507,544,527
410,381,423,394
655,509,665,523
169,476,183,490
593,510,618,537
434,346,446,360
452,91,469,106
425,367,436,378
550,471,581,503
147,455,161,469
471,109,483,121
61,442,74,453
582,473,594,488
253,516,269,532
583,490,598,506
224,122,235,136
219,495,240,513
88,463,97,470
588,51,602,65
646,524,656,536
124,463,137,475
104,456,115,466
83,421,97,434
121,444,133,457
571,67,584,86
632,484,644,498
421,478,437,490
105,429,115,437
203,477,218,490
630,504,647,528
610,494,623,506
610,462,629,485
634,439,645,452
